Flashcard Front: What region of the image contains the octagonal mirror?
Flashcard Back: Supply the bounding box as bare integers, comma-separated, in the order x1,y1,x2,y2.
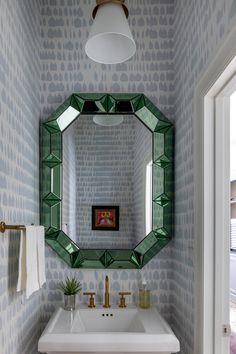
40,93,174,269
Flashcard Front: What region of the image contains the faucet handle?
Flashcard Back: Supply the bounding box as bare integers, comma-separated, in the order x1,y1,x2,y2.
83,292,96,308
118,292,131,308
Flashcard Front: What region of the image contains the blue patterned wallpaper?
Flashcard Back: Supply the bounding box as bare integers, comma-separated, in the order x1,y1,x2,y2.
133,118,152,244
39,0,175,335
62,114,151,249
1,0,236,353
172,1,236,353
62,119,77,242
70,115,136,249
0,1,42,354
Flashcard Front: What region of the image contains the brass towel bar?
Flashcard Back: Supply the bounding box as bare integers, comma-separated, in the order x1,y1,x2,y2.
0,221,26,233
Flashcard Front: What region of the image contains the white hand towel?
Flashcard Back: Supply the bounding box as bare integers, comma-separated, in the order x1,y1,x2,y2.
17,226,46,299
25,226,39,299
16,229,27,292
37,226,46,287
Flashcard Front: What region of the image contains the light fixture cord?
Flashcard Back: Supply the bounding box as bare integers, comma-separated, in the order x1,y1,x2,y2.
96,0,125,5
92,0,128,19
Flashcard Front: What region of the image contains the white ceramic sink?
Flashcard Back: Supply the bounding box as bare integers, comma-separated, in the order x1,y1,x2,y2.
72,307,145,333
38,306,180,354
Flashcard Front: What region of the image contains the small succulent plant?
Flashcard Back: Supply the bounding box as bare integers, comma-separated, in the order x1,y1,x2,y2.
59,277,82,295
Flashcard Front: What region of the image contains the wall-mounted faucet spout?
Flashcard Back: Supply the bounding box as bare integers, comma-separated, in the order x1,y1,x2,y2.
103,275,110,308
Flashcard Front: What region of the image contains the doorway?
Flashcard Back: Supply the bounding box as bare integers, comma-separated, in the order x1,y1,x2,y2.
230,91,236,354
194,24,236,354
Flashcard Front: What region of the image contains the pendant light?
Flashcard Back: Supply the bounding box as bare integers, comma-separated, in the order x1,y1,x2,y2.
93,114,124,126
85,0,136,64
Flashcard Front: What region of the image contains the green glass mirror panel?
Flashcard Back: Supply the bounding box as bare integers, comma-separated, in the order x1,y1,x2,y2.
40,93,174,269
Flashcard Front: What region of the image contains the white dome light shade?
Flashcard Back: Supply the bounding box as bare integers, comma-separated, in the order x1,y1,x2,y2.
85,3,136,64
93,115,124,126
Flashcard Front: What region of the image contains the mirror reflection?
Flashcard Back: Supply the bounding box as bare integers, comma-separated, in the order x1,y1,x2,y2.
62,114,152,249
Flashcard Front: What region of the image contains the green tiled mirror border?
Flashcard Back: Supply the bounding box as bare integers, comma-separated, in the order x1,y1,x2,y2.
40,93,174,269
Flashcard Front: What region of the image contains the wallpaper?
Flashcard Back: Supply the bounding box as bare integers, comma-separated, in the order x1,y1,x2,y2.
62,119,77,242
1,0,236,353
172,1,236,353
133,118,152,244
62,114,151,249
39,0,175,333
73,115,135,249
0,1,42,354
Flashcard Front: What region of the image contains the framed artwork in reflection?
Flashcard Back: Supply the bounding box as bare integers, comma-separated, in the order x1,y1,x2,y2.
92,206,119,231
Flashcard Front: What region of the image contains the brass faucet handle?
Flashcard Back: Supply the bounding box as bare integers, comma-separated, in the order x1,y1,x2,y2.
83,292,96,308
118,292,131,308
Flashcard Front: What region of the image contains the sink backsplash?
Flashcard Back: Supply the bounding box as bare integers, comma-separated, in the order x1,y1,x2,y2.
41,246,172,326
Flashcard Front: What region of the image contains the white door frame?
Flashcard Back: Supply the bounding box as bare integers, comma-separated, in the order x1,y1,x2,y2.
214,89,231,354
194,24,236,354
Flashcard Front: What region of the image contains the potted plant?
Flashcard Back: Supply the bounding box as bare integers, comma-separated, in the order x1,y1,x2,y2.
59,277,82,311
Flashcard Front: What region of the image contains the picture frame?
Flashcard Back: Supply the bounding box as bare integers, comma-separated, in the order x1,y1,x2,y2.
92,206,119,231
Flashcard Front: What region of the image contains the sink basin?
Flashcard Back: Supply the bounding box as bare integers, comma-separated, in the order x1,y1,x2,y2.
72,307,145,333
38,306,180,354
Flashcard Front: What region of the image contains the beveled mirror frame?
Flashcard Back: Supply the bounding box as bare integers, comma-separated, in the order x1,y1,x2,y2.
40,93,174,269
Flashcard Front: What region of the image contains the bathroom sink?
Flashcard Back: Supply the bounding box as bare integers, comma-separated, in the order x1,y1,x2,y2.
38,306,180,354
72,307,145,333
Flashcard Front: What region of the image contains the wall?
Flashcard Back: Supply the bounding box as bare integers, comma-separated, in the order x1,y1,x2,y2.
62,115,152,249
133,118,152,244
0,1,42,354
3,0,231,353
172,1,236,353
74,115,135,249
231,180,236,218
39,0,175,328
62,119,77,242
230,252,236,303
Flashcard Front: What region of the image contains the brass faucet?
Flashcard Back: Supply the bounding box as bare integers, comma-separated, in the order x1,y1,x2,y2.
103,275,110,308
118,292,131,308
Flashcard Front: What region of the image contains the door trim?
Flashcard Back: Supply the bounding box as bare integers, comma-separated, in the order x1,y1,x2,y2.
194,24,236,354
214,93,230,354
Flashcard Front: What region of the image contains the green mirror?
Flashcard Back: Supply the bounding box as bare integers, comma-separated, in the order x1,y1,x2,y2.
40,93,174,269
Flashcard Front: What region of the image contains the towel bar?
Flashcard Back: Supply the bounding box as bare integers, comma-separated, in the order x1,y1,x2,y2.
0,221,26,233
